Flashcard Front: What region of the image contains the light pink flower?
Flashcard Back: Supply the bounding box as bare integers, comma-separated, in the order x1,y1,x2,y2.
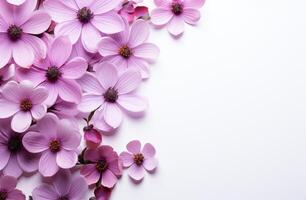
0,81,48,133
22,114,81,177
151,0,204,36
44,0,125,52
6,0,26,5
0,0,51,68
98,20,159,79
78,62,147,130
16,36,87,106
0,64,15,87
120,140,158,181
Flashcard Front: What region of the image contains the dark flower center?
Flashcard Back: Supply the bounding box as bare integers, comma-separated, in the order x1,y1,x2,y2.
0,75,4,85
46,67,62,83
103,88,118,103
49,140,61,153
171,3,183,15
119,45,132,59
58,196,69,200
0,190,7,200
20,99,33,112
77,7,94,24
7,25,23,42
7,135,22,153
96,160,108,173
133,153,144,166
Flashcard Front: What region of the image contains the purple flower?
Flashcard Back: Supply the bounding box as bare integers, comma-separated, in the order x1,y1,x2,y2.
0,120,40,178
151,0,205,36
32,170,87,200
98,19,159,79
16,36,87,106
0,0,51,68
0,175,25,200
0,64,15,87
78,62,147,130
44,0,125,52
80,145,122,188
120,140,158,181
0,81,48,133
22,114,81,177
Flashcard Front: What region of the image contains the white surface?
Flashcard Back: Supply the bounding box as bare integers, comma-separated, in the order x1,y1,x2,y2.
20,0,306,199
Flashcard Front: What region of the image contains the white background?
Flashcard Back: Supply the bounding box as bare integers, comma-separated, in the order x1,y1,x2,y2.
20,0,306,199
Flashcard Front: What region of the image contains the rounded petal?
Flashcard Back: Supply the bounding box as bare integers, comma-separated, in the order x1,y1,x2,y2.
103,55,127,70
91,12,124,34
13,40,35,68
92,108,114,132
115,69,141,94
119,152,134,167
150,8,173,26
126,140,141,154
11,111,32,133
167,16,185,36
133,43,160,62
90,0,121,14
13,0,37,25
44,0,78,23
117,94,147,113
22,35,47,61
0,35,11,68
56,150,78,169
101,170,118,188
57,122,81,150
103,103,122,129
6,190,25,200
39,151,59,177
53,170,71,197
80,164,100,185
58,79,82,103
21,11,51,34
32,184,58,200
183,8,201,25
78,94,103,112
84,148,100,162
142,143,156,158
55,20,82,45
22,131,49,153
0,146,10,170
31,87,49,104
154,0,171,7
1,81,23,103
95,62,118,89
0,175,17,190
3,156,23,178
128,164,145,181
61,57,87,79
128,20,149,48
0,14,8,32
31,105,47,120
39,82,59,106
17,150,39,173
127,57,150,79
81,23,101,53
98,37,120,57
77,72,104,95
69,177,88,199
0,99,19,118
143,157,158,171
184,0,205,8
49,36,72,67
35,113,58,139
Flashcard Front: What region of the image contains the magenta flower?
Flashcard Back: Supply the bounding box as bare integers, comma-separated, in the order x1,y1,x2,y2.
44,0,125,52
0,175,25,200
120,140,158,181
0,64,15,87
0,81,48,133
0,0,51,68
0,120,40,178
151,0,204,36
83,124,102,149
32,170,87,200
22,114,81,177
98,20,159,79
78,62,147,130
80,145,122,188
16,36,87,106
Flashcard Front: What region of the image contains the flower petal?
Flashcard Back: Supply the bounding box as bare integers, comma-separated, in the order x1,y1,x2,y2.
39,151,59,177
78,94,103,113
43,0,78,23
49,36,72,67
90,0,121,14
56,150,78,169
0,99,19,118
0,34,11,68
21,11,51,34
117,94,147,113
127,140,141,154
22,35,47,61
31,87,49,104
13,40,35,68
69,177,88,199
119,152,134,168
95,62,118,89
53,170,71,197
55,20,82,44
154,0,171,7
115,69,141,94
142,143,156,158
32,184,58,200
127,57,150,79
11,111,32,133
80,164,100,185
22,131,49,153
81,23,101,53
58,79,82,103
133,43,160,62
31,104,47,120
101,170,118,188
103,103,122,129
3,155,23,178
92,108,114,132
183,8,201,25
98,37,120,57
143,157,158,171
35,113,58,139
0,175,17,190
184,0,205,8
167,16,185,36
61,57,87,79
128,164,145,181
78,72,104,95
17,150,39,173
91,12,124,34
150,8,173,26
0,145,10,170
128,20,149,48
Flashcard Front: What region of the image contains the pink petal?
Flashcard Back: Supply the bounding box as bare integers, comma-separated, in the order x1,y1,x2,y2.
143,157,158,171
126,140,141,154
16,68,45,87
115,69,141,94
39,151,59,177
13,40,35,68
78,72,104,95
56,150,78,169
58,79,82,103
40,82,59,106
133,43,160,62
91,12,124,34
43,0,78,23
98,37,120,57
127,57,150,79
3,155,23,178
81,23,101,53
84,148,100,162
13,0,37,25
36,114,59,139
183,8,201,25
53,170,71,196
0,15,8,32
74,0,91,8
108,159,122,176
78,94,103,113
117,94,147,113
154,0,171,7
11,111,32,133
184,0,205,8
57,122,81,150
80,164,100,185
1,81,23,103
69,177,88,199
22,131,49,153
31,87,49,104
103,103,122,129
103,55,127,71
95,62,118,89
0,34,11,68
0,145,10,170
150,8,173,26
0,175,17,191
128,164,145,181
167,16,185,36
55,20,82,44
119,152,134,167
16,151,39,173
6,190,26,199
142,143,156,158
128,20,149,48
101,170,118,188
49,36,72,67
92,108,114,132
21,11,51,34
31,104,47,120
0,99,19,118
0,2,13,25
32,184,58,200
22,35,47,61
90,0,121,14
61,57,87,79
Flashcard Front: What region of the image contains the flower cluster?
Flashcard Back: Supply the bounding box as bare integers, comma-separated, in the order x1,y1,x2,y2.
0,0,204,199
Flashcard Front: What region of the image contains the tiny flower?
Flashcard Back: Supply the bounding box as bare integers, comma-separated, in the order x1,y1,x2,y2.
44,0,125,52
94,186,112,200
98,20,159,79
83,124,102,149
0,81,48,133
0,64,15,87
0,0,51,68
0,175,25,200
80,145,122,188
22,114,81,177
78,62,147,130
0,120,40,177
151,0,205,36
120,140,158,181
32,170,87,200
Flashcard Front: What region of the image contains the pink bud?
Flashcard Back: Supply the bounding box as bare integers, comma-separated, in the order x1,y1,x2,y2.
84,125,102,149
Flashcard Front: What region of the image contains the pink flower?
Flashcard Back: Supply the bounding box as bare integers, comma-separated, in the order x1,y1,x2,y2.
83,124,102,149
0,0,51,68
0,64,15,87
0,81,48,133
6,0,26,5
151,0,205,36
44,0,125,52
22,114,81,177
0,175,25,200
118,1,149,23
32,170,88,200
80,145,122,188
78,62,147,130
0,120,40,177
120,140,158,181
16,36,87,106
98,20,159,79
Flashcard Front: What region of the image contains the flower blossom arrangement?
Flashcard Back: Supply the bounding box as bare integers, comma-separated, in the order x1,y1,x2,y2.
0,0,205,199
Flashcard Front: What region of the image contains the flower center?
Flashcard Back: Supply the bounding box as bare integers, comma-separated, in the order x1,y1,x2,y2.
20,99,33,112
119,45,132,59
103,88,118,103
171,3,183,15
133,153,144,166
46,67,62,83
0,190,7,200
77,7,93,24
7,25,23,42
49,140,61,153
96,160,108,173
7,135,22,153
58,196,69,200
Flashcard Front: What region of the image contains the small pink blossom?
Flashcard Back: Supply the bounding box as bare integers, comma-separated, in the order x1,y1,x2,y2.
0,175,25,200
83,124,102,149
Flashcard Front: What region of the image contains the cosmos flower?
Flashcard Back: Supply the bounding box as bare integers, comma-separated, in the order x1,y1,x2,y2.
98,19,159,79
0,81,48,133
44,0,125,52
32,170,88,200
0,120,40,178
16,36,87,106
0,0,51,68
120,140,158,181
80,145,122,188
0,175,25,200
0,64,15,87
78,62,147,130
22,114,81,177
151,0,205,36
